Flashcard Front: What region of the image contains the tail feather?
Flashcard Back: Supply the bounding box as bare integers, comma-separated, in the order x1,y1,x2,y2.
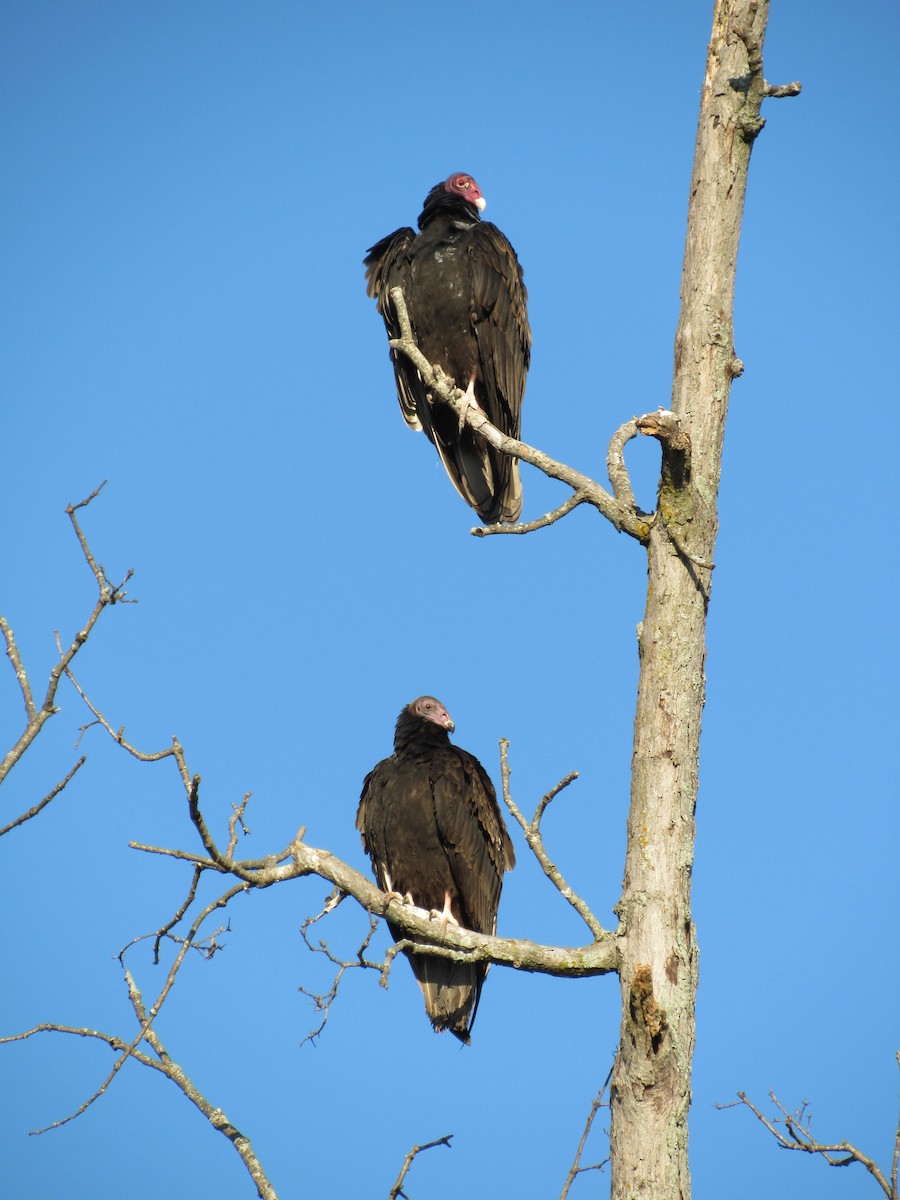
406,950,486,1045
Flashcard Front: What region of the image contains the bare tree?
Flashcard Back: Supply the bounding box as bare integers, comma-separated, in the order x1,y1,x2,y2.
11,4,890,1200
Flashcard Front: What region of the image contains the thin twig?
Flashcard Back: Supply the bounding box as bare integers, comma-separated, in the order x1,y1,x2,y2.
0,1016,279,1199
0,614,36,720
63,660,187,774
298,912,380,1044
226,793,252,856
721,1089,897,1198
0,756,86,838
560,1071,613,1199
499,740,607,941
29,881,250,1135
472,492,589,536
388,1134,453,1200
0,485,131,789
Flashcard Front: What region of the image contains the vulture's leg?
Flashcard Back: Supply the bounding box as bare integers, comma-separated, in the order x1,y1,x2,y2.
430,890,460,935
457,375,481,433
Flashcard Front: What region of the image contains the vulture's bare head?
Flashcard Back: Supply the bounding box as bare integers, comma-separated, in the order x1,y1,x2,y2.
443,172,486,212
408,695,455,733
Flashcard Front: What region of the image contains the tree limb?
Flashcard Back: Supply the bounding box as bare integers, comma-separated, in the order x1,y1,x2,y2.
388,1134,453,1200
0,1009,279,1200
764,79,802,98
720,1085,899,1199
387,286,652,541
0,484,132,794
560,1073,612,1199
499,740,608,941
0,755,86,838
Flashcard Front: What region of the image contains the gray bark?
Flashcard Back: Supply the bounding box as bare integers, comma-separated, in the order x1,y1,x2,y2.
609,2,772,1196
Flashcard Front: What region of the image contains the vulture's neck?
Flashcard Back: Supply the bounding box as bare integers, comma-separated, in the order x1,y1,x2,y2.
418,191,480,232
393,716,450,758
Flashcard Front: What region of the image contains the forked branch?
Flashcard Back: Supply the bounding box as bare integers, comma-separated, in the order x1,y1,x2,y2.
561,1074,612,1199
720,1076,900,1199
388,1134,454,1200
1,483,133,801
499,740,607,941
388,286,664,541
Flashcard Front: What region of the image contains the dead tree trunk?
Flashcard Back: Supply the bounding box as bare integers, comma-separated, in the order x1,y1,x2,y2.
610,2,772,1196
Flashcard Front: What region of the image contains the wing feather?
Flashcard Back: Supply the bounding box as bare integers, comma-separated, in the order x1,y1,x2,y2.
364,227,427,431
469,221,531,443
430,746,516,937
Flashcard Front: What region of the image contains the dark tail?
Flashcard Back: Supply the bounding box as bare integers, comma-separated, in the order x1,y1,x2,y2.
405,950,487,1045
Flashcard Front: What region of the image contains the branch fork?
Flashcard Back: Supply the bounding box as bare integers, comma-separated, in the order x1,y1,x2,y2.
388,286,680,543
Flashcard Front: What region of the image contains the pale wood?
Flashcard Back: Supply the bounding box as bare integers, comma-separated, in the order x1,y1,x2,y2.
609,2,773,1196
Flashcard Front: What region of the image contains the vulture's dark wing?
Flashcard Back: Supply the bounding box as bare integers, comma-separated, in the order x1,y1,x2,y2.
468,220,531,449
430,745,516,937
363,227,425,432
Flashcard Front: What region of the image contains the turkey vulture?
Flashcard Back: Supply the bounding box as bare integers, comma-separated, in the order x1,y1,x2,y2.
356,696,516,1043
364,172,531,524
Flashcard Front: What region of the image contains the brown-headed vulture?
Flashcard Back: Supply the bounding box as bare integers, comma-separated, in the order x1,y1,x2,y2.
364,173,530,524
356,695,516,1043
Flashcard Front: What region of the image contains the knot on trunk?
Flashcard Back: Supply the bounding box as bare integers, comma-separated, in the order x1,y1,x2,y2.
630,964,668,1055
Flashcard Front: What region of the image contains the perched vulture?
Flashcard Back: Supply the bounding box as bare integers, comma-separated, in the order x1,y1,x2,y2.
356,696,516,1043
364,172,531,524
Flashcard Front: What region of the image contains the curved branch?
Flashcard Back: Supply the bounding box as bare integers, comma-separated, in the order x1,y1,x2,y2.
387,287,650,542
290,839,619,978
606,419,641,511
472,492,589,537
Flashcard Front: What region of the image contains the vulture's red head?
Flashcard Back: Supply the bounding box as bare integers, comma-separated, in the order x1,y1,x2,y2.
409,695,456,733
443,172,486,212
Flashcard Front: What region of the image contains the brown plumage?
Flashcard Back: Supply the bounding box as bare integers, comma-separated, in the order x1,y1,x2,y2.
356,696,516,1043
364,173,531,524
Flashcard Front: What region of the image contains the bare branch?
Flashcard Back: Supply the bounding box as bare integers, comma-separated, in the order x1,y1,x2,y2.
0,485,131,790
1,1013,279,1199
0,1022,164,1075
35,879,250,1135
388,1134,454,1200
63,660,190,787
64,481,112,588
764,79,802,98
0,755,86,838
499,740,608,941
472,492,590,537
129,780,620,976
387,286,650,541
0,614,36,720
298,909,380,1044
226,793,252,856
606,418,641,512
561,1073,612,1199
722,1089,897,1198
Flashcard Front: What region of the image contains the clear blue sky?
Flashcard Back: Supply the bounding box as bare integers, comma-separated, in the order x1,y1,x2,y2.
2,2,897,1197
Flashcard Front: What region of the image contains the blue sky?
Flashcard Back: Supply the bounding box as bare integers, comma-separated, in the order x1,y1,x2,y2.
2,2,897,1198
